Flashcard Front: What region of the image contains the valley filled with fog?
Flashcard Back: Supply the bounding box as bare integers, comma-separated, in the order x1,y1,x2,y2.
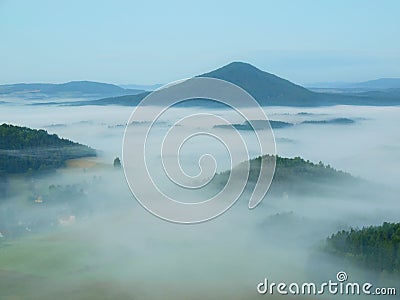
1,102,399,299
3,103,399,184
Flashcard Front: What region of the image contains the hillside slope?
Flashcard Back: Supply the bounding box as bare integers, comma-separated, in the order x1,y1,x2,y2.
199,62,319,106
210,155,359,198
0,124,96,174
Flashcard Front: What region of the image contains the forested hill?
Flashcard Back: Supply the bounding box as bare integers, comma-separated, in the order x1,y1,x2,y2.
326,222,400,273
0,124,96,174
213,155,357,196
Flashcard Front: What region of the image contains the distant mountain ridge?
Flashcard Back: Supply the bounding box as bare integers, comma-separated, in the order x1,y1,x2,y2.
198,62,319,106
119,83,163,91
81,62,400,107
88,62,323,106
307,78,400,90
0,81,144,99
6,62,400,106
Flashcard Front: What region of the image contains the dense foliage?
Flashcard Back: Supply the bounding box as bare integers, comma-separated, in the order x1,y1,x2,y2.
264,155,352,182
214,155,356,196
326,222,400,273
0,124,96,174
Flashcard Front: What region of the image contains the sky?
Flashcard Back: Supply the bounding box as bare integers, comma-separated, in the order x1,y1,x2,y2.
0,0,399,85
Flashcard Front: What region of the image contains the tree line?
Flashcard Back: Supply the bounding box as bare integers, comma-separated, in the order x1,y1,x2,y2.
0,123,96,174
326,222,400,273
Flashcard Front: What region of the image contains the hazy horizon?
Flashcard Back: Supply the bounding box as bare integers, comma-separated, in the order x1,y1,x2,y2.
1,0,400,85
1,61,400,87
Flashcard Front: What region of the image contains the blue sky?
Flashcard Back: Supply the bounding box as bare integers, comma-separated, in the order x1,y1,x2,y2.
0,0,399,85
